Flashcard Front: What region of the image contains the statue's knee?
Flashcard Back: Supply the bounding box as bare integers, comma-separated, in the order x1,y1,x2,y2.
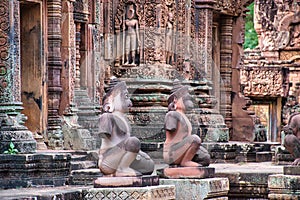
191,135,201,146
125,137,141,153
284,134,298,147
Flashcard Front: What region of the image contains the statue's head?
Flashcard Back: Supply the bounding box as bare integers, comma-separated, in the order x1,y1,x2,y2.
102,77,132,113
167,12,174,22
126,4,135,19
168,80,194,112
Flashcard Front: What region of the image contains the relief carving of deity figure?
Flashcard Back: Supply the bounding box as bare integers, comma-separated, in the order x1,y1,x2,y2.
163,80,210,167
165,12,175,64
98,77,154,176
124,4,140,65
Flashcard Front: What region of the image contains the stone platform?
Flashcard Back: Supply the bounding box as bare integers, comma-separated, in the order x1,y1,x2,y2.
94,175,159,188
82,185,175,200
211,162,283,199
160,177,229,200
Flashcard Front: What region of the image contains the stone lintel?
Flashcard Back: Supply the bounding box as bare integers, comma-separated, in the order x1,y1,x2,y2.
158,167,215,179
94,175,159,188
83,185,176,200
160,178,229,199
283,166,300,175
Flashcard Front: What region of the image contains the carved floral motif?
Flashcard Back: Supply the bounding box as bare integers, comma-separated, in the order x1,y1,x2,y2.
0,1,11,103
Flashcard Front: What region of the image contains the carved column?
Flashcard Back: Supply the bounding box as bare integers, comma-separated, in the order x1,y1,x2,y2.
194,0,215,81
47,0,63,149
0,0,36,153
220,15,233,131
75,22,81,89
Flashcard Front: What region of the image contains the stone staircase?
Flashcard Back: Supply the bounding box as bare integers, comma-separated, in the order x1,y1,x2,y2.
69,150,103,186
74,89,101,148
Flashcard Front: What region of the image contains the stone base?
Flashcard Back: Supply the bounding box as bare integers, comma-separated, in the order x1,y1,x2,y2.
158,166,215,179
94,175,159,188
160,178,229,200
268,174,300,199
0,153,71,189
83,185,175,200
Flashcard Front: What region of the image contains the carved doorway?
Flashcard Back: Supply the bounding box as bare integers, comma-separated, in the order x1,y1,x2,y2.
249,99,281,142
20,1,46,137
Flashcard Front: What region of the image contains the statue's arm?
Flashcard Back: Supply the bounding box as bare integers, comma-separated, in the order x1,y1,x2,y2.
165,111,179,133
98,113,113,137
135,20,140,44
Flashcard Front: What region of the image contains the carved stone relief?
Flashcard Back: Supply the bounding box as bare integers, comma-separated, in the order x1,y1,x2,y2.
255,0,300,51
240,67,288,97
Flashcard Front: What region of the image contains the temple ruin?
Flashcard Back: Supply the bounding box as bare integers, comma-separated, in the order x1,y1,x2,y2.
1,0,300,199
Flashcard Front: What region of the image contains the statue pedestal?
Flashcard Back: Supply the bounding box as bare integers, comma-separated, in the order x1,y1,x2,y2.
83,185,175,200
268,166,300,199
160,178,229,200
158,167,215,179
94,175,159,188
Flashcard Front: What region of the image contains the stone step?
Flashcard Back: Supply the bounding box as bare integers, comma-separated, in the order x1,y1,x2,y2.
70,168,103,186
71,161,97,171
71,154,88,162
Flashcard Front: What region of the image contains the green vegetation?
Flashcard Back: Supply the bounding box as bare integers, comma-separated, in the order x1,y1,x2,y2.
4,141,19,155
243,2,258,49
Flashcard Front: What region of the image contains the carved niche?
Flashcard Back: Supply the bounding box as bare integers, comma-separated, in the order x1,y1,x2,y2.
111,0,191,70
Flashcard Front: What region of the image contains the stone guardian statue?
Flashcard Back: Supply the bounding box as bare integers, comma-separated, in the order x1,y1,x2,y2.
163,80,210,167
98,77,154,176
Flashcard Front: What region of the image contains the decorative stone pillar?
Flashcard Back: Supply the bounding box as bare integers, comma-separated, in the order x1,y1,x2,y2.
220,15,233,132
0,0,36,153
194,0,216,81
47,0,64,149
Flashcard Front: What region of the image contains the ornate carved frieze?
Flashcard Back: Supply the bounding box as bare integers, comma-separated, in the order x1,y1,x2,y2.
240,67,289,97
216,0,245,16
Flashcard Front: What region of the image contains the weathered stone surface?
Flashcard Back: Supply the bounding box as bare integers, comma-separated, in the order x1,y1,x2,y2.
256,151,273,162
94,175,159,188
83,185,176,200
158,167,215,179
0,153,71,189
160,178,229,200
268,174,300,199
213,162,283,199
284,166,300,175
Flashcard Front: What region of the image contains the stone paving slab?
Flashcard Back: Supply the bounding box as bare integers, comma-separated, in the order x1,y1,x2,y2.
0,186,90,200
